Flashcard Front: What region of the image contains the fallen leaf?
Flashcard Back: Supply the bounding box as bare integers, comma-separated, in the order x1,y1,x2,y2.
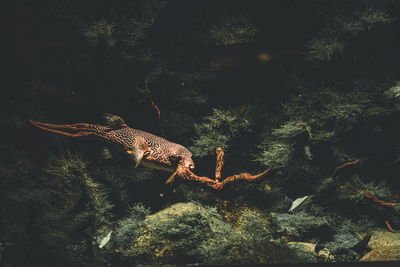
289,196,309,212
99,231,113,248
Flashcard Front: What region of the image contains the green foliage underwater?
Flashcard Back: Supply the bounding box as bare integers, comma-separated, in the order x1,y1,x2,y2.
3,0,400,266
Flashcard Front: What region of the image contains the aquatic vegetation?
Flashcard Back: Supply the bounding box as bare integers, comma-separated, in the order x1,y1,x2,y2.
306,38,345,62
306,4,395,63
190,108,252,158
99,202,304,265
4,0,400,266
84,19,116,48
209,13,258,46
385,82,400,99
0,149,113,265
255,141,294,169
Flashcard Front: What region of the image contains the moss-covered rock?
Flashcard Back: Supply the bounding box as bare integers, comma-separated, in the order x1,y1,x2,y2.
123,202,224,265
287,242,334,262
360,230,400,262
111,202,305,265
137,202,214,264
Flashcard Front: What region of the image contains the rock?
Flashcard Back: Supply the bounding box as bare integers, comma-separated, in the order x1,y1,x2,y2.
321,220,377,262
133,202,220,264
287,241,317,263
127,202,307,265
287,242,334,262
318,247,335,261
360,230,400,262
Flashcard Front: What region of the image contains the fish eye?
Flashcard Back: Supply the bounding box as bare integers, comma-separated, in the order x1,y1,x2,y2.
189,164,195,170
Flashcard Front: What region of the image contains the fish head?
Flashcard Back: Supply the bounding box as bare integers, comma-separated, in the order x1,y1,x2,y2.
182,156,195,170
177,146,195,170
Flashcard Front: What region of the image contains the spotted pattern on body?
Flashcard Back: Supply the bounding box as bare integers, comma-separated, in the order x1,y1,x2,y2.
89,124,194,172
29,116,195,174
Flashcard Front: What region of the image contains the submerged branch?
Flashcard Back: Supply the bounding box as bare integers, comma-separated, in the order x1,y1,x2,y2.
364,190,398,209
215,147,224,182
174,147,271,190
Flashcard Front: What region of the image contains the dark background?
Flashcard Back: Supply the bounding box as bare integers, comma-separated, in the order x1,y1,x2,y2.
2,0,400,266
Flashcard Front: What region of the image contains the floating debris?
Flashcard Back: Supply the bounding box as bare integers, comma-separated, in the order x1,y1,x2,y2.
99,231,113,248
289,196,309,212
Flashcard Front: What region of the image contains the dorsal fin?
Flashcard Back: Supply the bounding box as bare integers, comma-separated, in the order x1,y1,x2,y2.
102,113,128,129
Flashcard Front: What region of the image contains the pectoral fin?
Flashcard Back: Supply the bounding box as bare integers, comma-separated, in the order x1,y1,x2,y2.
166,171,178,184
126,136,150,168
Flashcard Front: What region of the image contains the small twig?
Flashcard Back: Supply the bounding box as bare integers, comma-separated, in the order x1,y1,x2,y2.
364,190,397,208
350,230,363,240
332,159,359,176
144,79,161,119
385,220,395,233
151,100,161,119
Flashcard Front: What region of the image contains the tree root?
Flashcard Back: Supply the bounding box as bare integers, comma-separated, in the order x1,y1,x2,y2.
171,147,271,190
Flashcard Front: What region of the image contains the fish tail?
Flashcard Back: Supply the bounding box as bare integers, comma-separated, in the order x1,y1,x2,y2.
29,119,99,137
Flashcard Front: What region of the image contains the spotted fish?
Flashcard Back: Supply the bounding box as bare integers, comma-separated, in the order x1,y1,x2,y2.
29,114,195,179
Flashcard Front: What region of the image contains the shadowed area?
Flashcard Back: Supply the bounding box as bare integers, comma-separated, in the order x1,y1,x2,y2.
3,0,400,266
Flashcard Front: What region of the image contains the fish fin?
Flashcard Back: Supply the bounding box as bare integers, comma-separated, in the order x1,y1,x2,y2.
166,171,177,184
102,113,128,129
126,136,150,168
29,120,93,137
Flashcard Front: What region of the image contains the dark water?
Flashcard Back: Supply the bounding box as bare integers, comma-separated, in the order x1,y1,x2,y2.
3,0,400,266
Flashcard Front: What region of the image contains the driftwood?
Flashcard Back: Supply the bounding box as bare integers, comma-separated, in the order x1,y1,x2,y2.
168,147,271,190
